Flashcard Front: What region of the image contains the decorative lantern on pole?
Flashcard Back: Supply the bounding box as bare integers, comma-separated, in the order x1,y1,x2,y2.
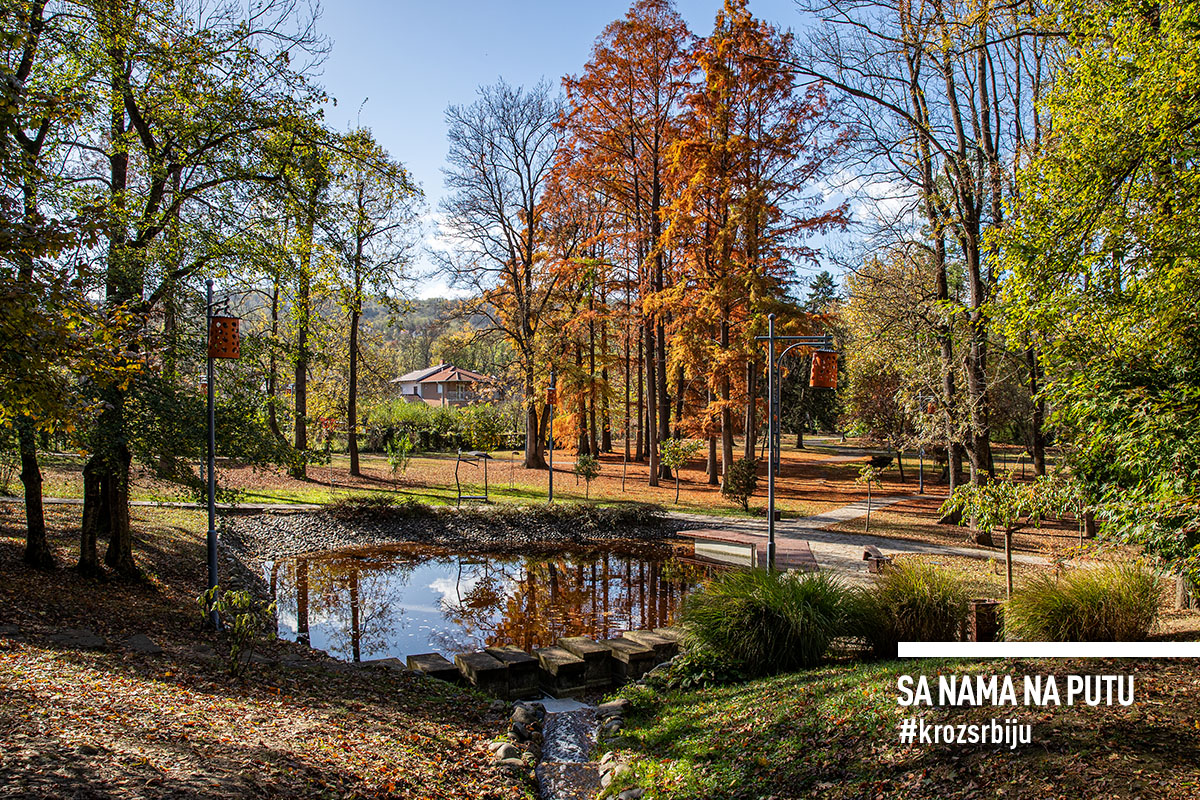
809,350,839,389
204,279,241,629
757,315,838,571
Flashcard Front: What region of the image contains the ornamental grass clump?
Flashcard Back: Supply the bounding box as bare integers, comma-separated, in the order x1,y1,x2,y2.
845,561,969,659
1003,561,1162,641
680,568,847,675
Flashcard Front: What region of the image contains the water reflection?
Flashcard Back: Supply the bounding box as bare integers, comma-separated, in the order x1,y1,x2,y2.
268,543,709,662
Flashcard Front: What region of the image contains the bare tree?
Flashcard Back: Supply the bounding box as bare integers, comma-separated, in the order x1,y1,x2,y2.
437,80,563,469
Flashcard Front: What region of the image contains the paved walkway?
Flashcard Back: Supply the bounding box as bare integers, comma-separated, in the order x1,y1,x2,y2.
0,496,321,512
668,495,1048,581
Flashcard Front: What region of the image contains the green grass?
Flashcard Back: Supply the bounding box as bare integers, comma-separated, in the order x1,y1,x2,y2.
605,657,1200,799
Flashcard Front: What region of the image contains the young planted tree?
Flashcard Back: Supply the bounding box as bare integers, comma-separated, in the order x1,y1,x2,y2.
941,477,1038,598
660,437,703,503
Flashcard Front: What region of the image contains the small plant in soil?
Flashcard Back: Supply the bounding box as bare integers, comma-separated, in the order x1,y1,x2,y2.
660,438,704,503
199,586,277,678
721,457,759,511
856,463,884,531
574,453,600,498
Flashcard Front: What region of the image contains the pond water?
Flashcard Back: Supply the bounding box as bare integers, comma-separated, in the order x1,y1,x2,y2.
267,542,710,662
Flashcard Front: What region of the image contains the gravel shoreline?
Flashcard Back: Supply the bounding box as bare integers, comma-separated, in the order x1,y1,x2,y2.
222,503,692,572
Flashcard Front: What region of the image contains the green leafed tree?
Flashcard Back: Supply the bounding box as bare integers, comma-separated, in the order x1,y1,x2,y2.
1000,0,1200,581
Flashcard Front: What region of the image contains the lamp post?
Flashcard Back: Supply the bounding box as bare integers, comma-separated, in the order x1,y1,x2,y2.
916,395,937,495
547,370,556,504
756,314,836,572
204,279,241,628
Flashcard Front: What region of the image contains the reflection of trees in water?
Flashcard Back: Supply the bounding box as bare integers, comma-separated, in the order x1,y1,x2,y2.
272,552,416,661
272,545,708,661
484,552,706,652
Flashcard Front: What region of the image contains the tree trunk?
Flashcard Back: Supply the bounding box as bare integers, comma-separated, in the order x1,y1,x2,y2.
1026,346,1046,476
656,318,670,480
744,360,757,461
348,307,361,476
719,317,733,481
635,322,645,462
103,444,137,578
79,456,104,576
19,422,53,569
267,284,284,441
291,264,310,478
523,359,547,469
646,317,659,487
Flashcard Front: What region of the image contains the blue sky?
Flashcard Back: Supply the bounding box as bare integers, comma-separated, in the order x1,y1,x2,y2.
312,0,814,296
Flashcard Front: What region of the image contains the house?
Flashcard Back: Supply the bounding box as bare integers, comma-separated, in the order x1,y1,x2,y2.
391,363,497,407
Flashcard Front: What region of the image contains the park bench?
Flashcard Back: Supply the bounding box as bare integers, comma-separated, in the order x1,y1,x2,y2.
862,544,893,574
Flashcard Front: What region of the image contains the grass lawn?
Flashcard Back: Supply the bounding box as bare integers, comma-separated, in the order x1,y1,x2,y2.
603,657,1200,799
0,505,529,799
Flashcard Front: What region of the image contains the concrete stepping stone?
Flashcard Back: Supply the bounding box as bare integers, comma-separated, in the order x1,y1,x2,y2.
558,636,612,688
455,651,508,696
533,646,586,698
486,645,541,698
0,624,20,638
600,637,656,682
406,652,460,683
622,630,677,662
124,634,163,655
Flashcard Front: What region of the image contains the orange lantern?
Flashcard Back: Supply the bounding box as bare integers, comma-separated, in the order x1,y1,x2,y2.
207,316,241,359
809,350,838,389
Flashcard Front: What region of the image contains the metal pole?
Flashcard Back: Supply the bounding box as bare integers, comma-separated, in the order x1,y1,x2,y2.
205,279,219,628
767,314,776,573
548,369,555,504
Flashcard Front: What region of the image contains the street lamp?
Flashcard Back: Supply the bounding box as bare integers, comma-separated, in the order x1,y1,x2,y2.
757,313,837,572
915,395,937,494
204,279,241,628
546,370,557,504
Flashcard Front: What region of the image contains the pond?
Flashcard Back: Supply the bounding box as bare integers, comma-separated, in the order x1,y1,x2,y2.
266,542,711,663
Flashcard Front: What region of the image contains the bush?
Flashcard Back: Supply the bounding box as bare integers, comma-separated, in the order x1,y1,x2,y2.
198,586,277,678
721,457,759,511
845,562,968,659
574,453,600,498
645,647,746,690
1003,561,1161,641
681,569,847,675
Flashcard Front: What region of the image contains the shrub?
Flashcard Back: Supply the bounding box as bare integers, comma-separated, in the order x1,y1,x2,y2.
645,647,746,690
574,453,600,498
681,568,847,674
385,431,414,475
1003,561,1161,641
326,494,436,521
845,562,968,659
198,586,277,678
721,457,759,511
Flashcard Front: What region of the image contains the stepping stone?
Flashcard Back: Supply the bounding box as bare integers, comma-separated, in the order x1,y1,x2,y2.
652,627,683,643
533,646,586,698
0,624,20,638
406,652,460,683
354,657,407,672
558,636,612,688
601,637,656,682
622,630,678,662
124,634,163,655
485,645,541,698
47,628,105,650
455,651,508,697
